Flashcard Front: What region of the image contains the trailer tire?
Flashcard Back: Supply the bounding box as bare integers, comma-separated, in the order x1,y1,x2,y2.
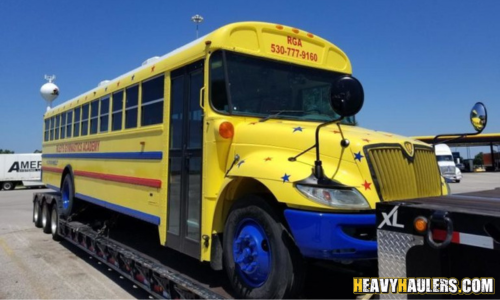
2,181,15,190
33,199,43,228
42,202,52,234
223,195,304,299
51,205,62,241
60,174,75,218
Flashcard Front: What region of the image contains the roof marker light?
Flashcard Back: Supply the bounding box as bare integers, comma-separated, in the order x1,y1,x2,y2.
276,25,284,30
292,28,299,34
307,33,314,38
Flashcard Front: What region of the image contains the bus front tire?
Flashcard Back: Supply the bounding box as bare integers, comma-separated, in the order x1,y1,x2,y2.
223,195,304,299
60,174,75,219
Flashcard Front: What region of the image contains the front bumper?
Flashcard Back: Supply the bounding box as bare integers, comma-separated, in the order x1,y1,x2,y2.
443,174,461,182
284,209,377,260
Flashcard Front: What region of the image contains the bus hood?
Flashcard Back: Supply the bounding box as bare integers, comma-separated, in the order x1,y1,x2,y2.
231,120,429,164
227,120,438,209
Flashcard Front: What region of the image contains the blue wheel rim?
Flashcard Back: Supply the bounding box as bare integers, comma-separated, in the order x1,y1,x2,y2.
233,218,271,287
62,179,70,210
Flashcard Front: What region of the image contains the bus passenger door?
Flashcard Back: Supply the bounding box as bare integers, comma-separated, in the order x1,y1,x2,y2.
167,60,204,258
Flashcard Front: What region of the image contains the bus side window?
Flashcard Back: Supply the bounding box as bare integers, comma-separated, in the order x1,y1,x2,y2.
74,107,81,137
55,114,60,140
141,75,164,126
125,85,139,129
66,110,73,138
44,119,50,141
90,100,99,134
112,90,123,131
100,96,110,133
81,103,89,136
60,112,66,139
49,116,54,141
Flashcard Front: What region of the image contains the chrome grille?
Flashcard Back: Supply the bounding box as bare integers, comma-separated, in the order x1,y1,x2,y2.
439,165,456,175
366,146,442,201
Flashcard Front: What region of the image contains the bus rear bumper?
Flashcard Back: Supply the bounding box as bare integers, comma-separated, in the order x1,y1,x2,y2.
284,209,377,260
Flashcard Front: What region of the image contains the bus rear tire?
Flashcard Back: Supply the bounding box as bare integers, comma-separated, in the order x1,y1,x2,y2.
33,199,43,228
42,202,52,234
51,205,62,241
223,195,304,299
60,174,75,219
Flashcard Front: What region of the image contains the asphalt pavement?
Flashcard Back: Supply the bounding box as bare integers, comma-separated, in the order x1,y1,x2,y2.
0,188,150,299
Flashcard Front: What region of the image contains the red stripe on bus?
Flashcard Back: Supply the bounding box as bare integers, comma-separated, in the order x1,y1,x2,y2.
74,170,162,188
42,166,64,173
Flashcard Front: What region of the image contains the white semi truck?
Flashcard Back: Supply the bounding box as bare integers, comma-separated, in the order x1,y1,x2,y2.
434,144,462,183
0,153,44,190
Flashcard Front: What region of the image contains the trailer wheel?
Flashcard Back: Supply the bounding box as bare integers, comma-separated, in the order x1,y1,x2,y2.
60,174,75,218
33,199,43,228
42,202,52,234
223,195,304,299
51,205,62,241
2,181,15,190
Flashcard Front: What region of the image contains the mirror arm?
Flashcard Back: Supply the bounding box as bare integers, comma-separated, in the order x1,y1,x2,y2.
432,130,483,146
314,117,342,179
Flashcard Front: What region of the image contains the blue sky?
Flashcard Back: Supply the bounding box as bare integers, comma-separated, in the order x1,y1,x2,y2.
0,1,498,158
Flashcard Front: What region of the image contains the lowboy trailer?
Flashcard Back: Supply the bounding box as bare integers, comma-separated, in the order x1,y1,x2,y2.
32,191,226,299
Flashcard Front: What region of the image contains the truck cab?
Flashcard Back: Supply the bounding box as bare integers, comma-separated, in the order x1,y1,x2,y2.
434,144,461,182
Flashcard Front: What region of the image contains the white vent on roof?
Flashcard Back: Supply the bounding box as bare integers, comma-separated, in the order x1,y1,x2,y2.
98,80,111,87
142,56,160,66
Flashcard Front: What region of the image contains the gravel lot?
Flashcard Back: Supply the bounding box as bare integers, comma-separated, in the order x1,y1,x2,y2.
0,172,499,299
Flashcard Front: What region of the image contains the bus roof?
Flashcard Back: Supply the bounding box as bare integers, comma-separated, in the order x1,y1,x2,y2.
45,21,352,117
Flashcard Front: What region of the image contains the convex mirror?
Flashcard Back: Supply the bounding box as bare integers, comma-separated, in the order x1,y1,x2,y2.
470,102,487,133
330,76,364,117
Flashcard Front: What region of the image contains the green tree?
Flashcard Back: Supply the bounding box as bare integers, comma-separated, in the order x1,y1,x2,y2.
0,149,14,154
474,152,484,166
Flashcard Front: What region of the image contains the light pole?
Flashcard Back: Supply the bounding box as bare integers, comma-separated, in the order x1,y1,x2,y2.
191,14,204,39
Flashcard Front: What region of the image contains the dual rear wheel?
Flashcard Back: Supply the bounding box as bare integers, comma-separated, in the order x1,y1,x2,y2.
33,199,61,241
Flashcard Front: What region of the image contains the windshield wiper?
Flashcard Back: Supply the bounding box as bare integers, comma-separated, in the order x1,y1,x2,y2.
259,110,305,122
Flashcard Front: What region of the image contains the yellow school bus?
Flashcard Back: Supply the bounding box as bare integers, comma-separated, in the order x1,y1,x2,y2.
41,22,447,298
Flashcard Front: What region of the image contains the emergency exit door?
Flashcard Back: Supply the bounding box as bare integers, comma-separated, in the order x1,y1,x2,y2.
167,60,204,258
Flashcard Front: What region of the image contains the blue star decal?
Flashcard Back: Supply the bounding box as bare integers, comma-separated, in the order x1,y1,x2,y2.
293,126,303,132
354,151,364,162
281,173,291,183
237,160,245,168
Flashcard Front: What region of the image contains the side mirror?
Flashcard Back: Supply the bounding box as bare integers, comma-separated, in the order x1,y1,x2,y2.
330,76,364,117
470,102,487,133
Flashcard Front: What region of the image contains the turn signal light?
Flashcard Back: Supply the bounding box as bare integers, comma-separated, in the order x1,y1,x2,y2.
219,122,234,139
414,216,428,233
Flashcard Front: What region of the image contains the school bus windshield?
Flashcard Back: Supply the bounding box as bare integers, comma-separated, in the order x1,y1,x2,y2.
210,51,356,124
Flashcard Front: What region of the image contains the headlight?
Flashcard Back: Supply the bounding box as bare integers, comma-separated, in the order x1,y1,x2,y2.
296,184,370,209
